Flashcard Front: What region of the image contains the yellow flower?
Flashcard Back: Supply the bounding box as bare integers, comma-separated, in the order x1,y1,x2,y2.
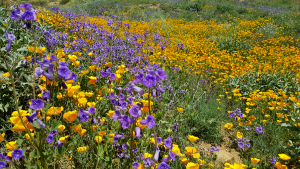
6,141,17,151
144,153,152,159
208,163,215,168
79,129,87,136
278,154,291,160
98,131,106,137
177,107,184,112
78,97,87,107
95,136,103,143
186,162,199,169
0,133,5,142
88,76,97,85
59,136,69,143
25,133,34,140
77,146,89,153
63,111,78,123
107,110,115,118
68,54,77,62
2,72,9,77
187,135,199,142
237,132,243,139
89,65,97,71
47,107,64,116
185,147,200,158
224,123,233,130
72,124,82,133
58,125,65,132
180,156,189,164
251,158,260,165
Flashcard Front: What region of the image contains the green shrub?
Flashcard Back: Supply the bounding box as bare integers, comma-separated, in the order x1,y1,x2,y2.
186,2,206,12
216,4,235,14
60,0,70,5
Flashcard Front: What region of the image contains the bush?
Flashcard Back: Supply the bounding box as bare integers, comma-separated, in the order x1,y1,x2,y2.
60,0,70,5
216,4,235,14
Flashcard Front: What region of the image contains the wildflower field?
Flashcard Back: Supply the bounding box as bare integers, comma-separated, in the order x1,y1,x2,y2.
1,0,300,168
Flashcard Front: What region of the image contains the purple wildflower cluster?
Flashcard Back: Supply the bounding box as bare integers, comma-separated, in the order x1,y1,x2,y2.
228,108,244,121
235,138,251,151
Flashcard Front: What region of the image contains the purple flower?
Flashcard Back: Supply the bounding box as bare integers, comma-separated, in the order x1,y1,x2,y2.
246,126,251,131
21,10,35,21
30,99,44,110
153,147,160,161
112,110,122,121
135,127,142,138
157,162,170,169
5,155,12,161
157,137,162,145
120,115,133,129
270,157,277,165
173,122,178,131
57,66,70,79
132,148,138,153
238,142,244,149
163,136,172,149
46,135,54,143
256,125,264,134
42,90,50,99
210,146,219,152
140,115,155,129
49,130,57,135
26,110,38,123
88,107,96,115
134,73,144,84
4,33,16,52
143,157,155,167
54,140,64,148
128,82,144,95
11,149,23,160
64,72,77,82
129,105,141,118
0,153,3,159
156,69,167,80
101,72,107,78
180,90,185,94
11,7,24,20
142,74,157,88
34,118,45,129
133,162,139,169
20,3,33,10
122,143,127,150
78,109,90,122
111,99,118,105
0,161,6,168
110,73,116,80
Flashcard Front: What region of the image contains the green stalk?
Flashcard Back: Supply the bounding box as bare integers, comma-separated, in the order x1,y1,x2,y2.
3,54,47,169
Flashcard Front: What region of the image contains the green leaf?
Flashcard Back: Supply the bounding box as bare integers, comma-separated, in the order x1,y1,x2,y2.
16,138,24,146
98,146,104,156
44,103,53,111
32,120,41,132
51,119,61,131
30,150,37,158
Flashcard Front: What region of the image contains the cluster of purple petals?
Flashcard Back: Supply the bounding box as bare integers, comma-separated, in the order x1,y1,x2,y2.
228,108,244,121
46,130,58,143
26,108,45,129
235,138,250,151
10,3,37,29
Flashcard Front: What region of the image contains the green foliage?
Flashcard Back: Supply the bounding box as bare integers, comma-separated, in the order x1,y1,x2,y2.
185,1,206,12
216,3,235,14
226,72,299,97
211,36,252,54
60,0,70,5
